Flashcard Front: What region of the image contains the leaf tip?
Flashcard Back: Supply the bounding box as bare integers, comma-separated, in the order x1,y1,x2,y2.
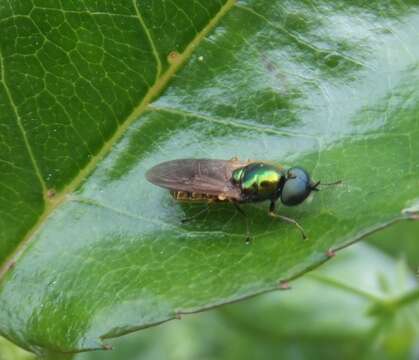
402,198,419,219
101,343,113,351
175,311,182,320
167,51,181,65
46,188,56,199
278,281,292,290
325,249,336,258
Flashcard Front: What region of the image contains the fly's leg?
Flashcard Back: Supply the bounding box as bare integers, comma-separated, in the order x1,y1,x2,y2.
269,201,307,240
232,202,251,244
181,204,210,223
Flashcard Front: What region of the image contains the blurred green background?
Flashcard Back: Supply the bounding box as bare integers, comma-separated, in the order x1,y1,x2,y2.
1,221,418,360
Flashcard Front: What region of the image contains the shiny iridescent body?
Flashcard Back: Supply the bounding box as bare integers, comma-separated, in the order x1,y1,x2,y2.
232,163,284,202
146,158,332,240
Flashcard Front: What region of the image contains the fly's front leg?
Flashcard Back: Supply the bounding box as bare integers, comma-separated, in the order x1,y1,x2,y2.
269,201,307,240
232,201,251,244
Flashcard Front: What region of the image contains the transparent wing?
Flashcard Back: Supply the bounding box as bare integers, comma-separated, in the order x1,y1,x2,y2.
146,159,249,200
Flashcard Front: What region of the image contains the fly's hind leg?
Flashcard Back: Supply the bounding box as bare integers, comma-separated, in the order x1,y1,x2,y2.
232,202,251,244
269,201,307,240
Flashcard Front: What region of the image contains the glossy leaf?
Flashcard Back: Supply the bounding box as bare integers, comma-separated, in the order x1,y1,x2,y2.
76,244,419,360
0,0,419,355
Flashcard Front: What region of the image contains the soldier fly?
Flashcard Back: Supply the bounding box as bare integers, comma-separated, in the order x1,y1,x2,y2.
146,158,340,241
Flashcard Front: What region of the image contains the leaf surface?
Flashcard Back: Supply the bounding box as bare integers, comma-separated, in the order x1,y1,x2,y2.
76,243,419,360
0,0,419,355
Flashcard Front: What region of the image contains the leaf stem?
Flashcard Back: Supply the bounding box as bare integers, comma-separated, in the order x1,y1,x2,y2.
307,273,381,302
392,288,419,308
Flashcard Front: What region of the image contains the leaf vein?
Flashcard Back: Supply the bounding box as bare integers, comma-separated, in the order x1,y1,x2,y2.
236,3,374,71
0,50,47,195
0,0,238,283
147,105,317,139
132,0,162,82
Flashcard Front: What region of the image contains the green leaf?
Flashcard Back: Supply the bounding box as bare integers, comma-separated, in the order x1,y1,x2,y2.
75,244,419,360
368,220,419,269
221,244,419,360
0,336,36,360
1,0,419,355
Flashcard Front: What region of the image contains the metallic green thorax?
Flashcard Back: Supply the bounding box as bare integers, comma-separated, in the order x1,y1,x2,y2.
232,163,284,202
232,167,245,183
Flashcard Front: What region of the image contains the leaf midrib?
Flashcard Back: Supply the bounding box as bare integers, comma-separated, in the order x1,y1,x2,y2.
0,0,238,281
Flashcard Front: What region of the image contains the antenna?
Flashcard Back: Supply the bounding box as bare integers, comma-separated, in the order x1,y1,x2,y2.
310,180,342,191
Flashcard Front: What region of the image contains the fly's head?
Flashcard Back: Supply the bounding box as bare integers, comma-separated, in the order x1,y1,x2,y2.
280,167,341,206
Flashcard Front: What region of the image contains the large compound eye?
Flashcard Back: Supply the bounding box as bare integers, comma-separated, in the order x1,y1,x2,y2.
281,167,312,206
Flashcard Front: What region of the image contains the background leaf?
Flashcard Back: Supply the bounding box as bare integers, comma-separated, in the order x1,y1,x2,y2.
0,337,35,360
75,242,419,360
369,220,419,270
0,0,418,356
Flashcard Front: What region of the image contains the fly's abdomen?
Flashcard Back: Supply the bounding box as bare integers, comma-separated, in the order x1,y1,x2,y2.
170,191,227,203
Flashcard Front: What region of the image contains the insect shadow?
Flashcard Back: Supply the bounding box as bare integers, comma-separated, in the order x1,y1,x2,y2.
176,201,273,243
